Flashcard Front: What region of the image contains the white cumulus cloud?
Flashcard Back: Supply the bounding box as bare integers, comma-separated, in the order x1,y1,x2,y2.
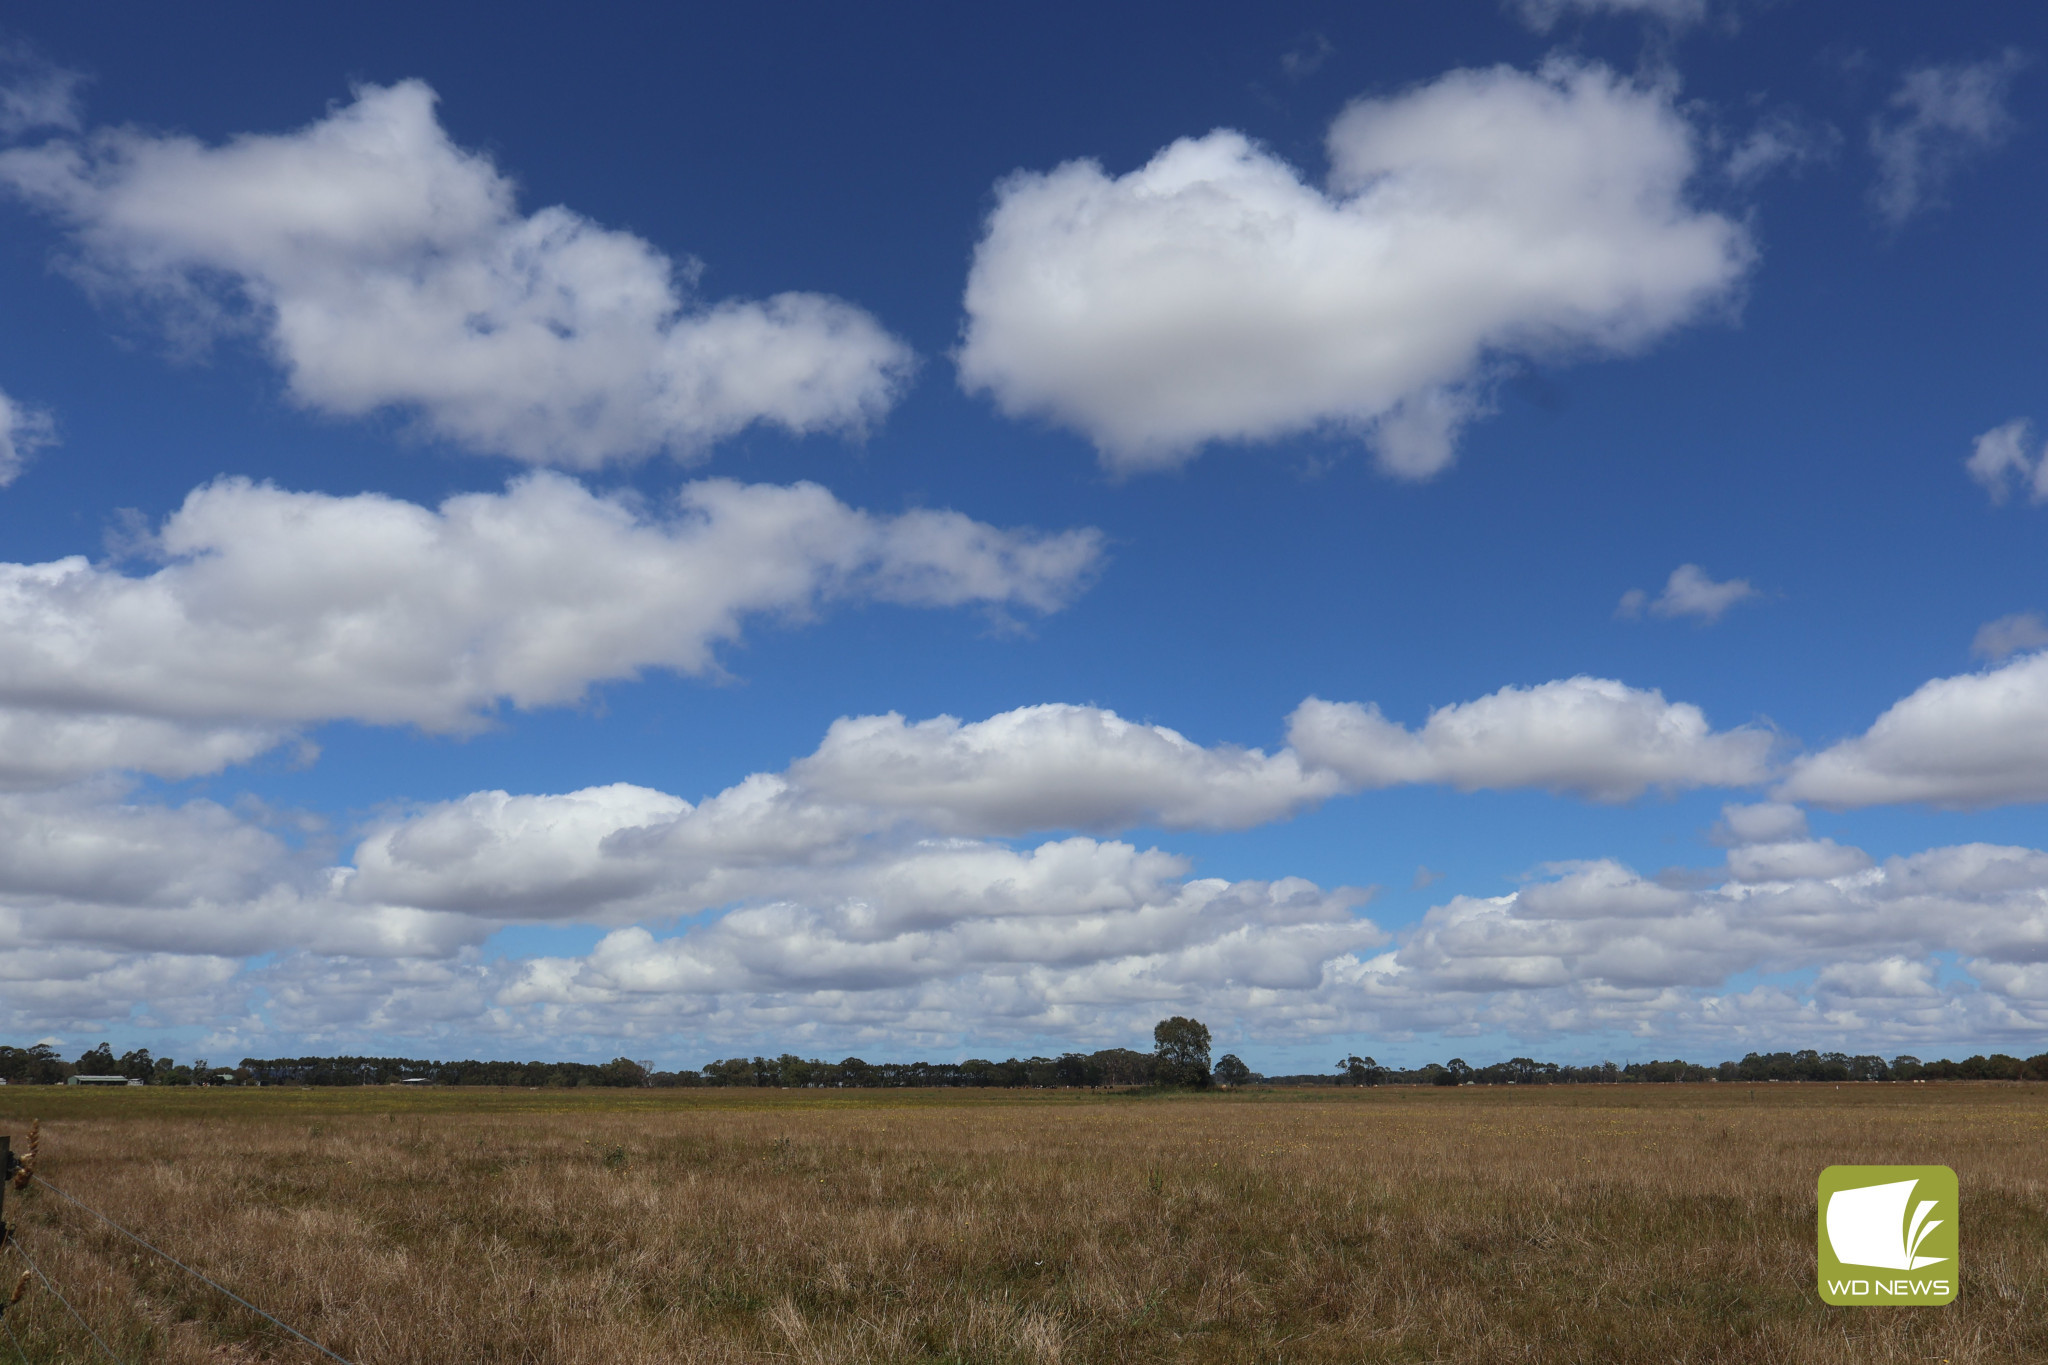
502,849,1374,1003
1374,840,2048,1043
0,713,290,791
319,829,2048,1051
957,60,1749,476
12,755,2048,1051
0,770,1388,1044
342,686,1774,928
1710,800,1809,846
0,472,1102,785
1705,802,1871,882
1778,650,2048,808
1616,563,1759,623
335,685,1779,939
340,728,1335,928
0,784,479,1020
0,80,914,466
1287,677,1772,802
0,678,1777,1030
787,705,1346,834
1723,836,1871,884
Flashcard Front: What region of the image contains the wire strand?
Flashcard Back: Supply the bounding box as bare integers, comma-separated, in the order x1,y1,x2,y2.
29,1175,356,1365
3,1311,30,1365
5,1234,122,1364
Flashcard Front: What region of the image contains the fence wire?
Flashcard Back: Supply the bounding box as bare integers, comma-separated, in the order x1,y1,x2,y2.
28,1173,357,1365
6,1232,122,1364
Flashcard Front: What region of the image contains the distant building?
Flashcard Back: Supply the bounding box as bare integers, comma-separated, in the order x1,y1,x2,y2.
66,1075,137,1086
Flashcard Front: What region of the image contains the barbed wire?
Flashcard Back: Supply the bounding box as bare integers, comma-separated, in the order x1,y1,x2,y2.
5,1232,121,1364
29,1174,356,1365
8,1122,34,1193
2,1312,26,1365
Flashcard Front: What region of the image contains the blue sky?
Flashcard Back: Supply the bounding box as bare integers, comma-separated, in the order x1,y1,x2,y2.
1,1,2046,1073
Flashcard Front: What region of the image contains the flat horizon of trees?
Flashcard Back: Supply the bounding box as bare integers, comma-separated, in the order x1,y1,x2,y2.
1299,1049,2048,1087
5,1036,2045,1089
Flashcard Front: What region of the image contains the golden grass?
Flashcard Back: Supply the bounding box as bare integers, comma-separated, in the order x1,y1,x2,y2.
1,1082,2042,1363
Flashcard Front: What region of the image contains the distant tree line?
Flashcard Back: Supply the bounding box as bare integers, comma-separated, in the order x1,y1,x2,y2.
1287,1048,2048,1086
688,1047,1171,1089
4,1033,2044,1087
0,1042,202,1086
239,1055,658,1087
687,1019,1220,1090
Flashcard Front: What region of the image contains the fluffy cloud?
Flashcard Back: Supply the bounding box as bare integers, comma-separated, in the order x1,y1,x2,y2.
12,751,2048,1052
1710,800,1810,846
759,681,1772,843
1964,418,2048,504
957,61,1749,476
0,713,289,790
807,682,1777,819
0,948,243,1038
0,769,1387,1045
1871,52,2029,225
1286,677,1772,801
0,784,481,1011
1708,801,1871,882
787,705,1345,834
340,731,1329,929
1374,841,2048,1042
1615,563,1758,623
0,386,54,487
0,700,1374,996
1778,650,2048,808
293,829,2048,1052
0,81,913,465
503,849,1373,1003
49,685,2048,1050
342,685,1770,929
0,472,1101,784
347,784,691,919
348,791,1187,939
1723,837,1872,884
341,684,1777,926
0,783,288,915
0,679,1771,1037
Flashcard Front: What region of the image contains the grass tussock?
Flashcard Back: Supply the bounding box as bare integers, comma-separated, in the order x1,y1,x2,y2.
0,1082,2042,1363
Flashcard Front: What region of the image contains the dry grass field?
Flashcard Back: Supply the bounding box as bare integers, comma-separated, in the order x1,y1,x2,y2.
0,1082,2042,1364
